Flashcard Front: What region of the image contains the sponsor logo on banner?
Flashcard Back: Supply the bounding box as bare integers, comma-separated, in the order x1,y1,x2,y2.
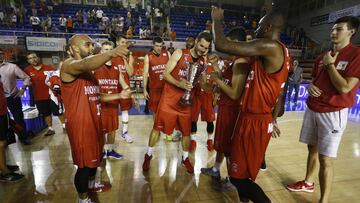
0,36,17,45
26,37,66,51
328,4,360,23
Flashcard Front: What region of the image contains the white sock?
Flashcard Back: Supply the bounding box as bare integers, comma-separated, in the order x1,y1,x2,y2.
95,167,101,183
190,134,196,141
109,144,114,151
122,111,129,134
182,151,189,160
213,162,221,172
78,197,90,203
62,123,65,129
147,147,153,156
304,180,313,185
48,126,54,131
88,179,95,189
208,133,214,140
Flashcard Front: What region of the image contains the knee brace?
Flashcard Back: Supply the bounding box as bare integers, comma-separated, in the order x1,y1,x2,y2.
206,122,214,134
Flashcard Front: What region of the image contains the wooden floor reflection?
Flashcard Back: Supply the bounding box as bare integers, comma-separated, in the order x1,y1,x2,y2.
1,111,360,203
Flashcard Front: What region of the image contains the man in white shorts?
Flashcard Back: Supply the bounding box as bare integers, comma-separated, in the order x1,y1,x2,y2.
286,16,360,203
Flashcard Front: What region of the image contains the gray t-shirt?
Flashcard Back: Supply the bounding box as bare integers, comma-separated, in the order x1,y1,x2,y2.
288,67,303,84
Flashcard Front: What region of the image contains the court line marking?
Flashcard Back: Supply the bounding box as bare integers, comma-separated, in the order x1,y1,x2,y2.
175,153,217,203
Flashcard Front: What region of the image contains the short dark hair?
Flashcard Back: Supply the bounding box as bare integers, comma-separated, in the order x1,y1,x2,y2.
26,51,38,58
153,37,163,44
116,34,127,41
101,41,115,47
226,27,247,42
335,16,360,36
196,32,212,43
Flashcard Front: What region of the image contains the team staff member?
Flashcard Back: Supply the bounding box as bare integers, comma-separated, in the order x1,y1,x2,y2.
24,52,65,136
142,32,212,174
61,34,130,203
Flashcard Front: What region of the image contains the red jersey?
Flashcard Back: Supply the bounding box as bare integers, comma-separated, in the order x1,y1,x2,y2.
0,81,7,116
307,44,360,113
61,72,103,168
218,61,241,106
148,50,169,89
94,64,120,116
24,64,55,101
112,57,130,86
240,42,290,114
160,49,205,115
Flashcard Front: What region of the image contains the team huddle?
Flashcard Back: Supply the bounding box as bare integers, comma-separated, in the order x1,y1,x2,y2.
54,7,360,203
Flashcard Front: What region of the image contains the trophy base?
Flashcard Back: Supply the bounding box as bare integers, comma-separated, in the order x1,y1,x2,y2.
179,98,192,106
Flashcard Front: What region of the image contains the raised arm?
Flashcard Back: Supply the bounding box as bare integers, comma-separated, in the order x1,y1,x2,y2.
143,54,150,100
62,45,129,77
163,49,192,91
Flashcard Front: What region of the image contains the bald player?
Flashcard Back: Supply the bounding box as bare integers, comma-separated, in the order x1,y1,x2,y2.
112,34,134,143
60,34,130,203
213,8,290,202
142,32,212,174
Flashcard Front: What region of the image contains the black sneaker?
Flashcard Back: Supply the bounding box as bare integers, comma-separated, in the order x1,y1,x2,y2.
6,165,20,172
260,160,267,171
0,172,25,183
44,129,55,136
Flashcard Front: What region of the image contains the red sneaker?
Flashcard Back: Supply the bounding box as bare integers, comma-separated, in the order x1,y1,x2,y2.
182,157,194,174
189,140,197,152
286,180,314,193
142,154,152,172
207,139,214,151
89,182,112,193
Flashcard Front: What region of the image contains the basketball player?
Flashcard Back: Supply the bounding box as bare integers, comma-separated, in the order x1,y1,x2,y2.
112,35,135,143
94,41,128,160
25,52,65,135
286,16,360,203
200,28,249,187
60,34,130,203
142,32,212,174
212,8,290,202
189,61,216,152
142,37,172,140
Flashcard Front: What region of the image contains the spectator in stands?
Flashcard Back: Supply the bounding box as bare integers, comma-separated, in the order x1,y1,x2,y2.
287,60,303,106
0,76,25,182
125,14,133,30
0,10,4,26
24,52,66,136
96,7,104,23
185,37,195,49
167,42,175,54
205,20,212,32
0,50,31,145
10,13,16,27
43,15,52,33
185,20,190,29
145,27,151,39
30,0,37,16
59,14,66,32
76,10,83,26
30,14,41,32
66,16,74,33
169,28,176,41
126,26,134,38
89,8,96,24
145,11,151,26
39,0,47,16
83,10,89,26
139,27,146,39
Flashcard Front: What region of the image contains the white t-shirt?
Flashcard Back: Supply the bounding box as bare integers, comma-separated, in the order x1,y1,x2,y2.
96,10,104,18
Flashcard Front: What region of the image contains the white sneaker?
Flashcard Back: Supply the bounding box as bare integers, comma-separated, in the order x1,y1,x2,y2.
121,132,133,143
78,197,94,203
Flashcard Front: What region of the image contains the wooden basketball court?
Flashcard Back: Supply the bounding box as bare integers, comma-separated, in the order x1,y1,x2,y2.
1,111,360,203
